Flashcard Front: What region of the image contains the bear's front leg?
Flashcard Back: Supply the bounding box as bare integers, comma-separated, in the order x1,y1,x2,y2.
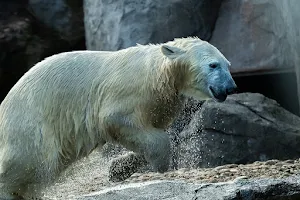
105,115,171,181
118,127,171,173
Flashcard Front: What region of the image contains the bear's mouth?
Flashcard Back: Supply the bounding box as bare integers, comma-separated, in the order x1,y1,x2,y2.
209,86,227,102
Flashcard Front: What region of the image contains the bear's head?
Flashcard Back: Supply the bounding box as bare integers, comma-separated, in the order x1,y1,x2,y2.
161,38,237,102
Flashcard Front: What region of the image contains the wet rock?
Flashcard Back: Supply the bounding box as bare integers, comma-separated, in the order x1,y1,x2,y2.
176,93,300,168
84,0,222,51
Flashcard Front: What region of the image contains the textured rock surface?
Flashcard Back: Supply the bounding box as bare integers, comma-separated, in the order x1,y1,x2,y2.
84,0,222,51
210,0,300,74
28,0,84,43
76,175,300,200
176,93,300,168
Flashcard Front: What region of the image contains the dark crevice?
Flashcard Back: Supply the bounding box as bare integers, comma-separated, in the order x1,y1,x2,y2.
233,72,299,116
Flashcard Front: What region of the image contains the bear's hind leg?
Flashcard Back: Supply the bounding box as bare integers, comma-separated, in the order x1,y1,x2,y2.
135,130,171,173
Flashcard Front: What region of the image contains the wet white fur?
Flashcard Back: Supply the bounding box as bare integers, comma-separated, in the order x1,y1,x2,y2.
0,37,231,198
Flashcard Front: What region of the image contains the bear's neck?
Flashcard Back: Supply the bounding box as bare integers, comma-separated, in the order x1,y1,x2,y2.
142,48,187,129
118,44,188,96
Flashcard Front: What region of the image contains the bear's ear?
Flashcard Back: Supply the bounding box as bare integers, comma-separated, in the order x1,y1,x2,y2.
161,45,185,59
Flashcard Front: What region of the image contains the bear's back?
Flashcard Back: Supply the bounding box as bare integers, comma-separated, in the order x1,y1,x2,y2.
0,51,106,109
0,51,107,141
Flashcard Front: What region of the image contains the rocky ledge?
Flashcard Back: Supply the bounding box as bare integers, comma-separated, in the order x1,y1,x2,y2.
77,175,300,200
42,153,300,200
124,159,300,184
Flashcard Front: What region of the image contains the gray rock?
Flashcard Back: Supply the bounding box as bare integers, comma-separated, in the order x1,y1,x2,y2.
84,0,222,51
176,93,300,168
75,175,300,200
210,0,299,74
28,0,84,43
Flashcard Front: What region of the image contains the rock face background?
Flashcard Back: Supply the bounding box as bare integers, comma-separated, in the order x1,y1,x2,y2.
83,0,222,51
210,0,295,74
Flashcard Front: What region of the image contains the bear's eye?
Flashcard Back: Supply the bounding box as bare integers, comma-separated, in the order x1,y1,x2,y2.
209,63,218,69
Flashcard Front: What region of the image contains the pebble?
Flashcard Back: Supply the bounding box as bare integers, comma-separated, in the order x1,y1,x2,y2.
275,163,284,167
234,176,248,182
214,166,227,171
284,160,295,164
264,159,279,165
226,164,238,168
219,169,230,173
177,168,188,173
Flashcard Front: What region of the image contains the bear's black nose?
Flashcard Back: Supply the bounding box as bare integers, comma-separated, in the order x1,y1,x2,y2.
226,85,238,95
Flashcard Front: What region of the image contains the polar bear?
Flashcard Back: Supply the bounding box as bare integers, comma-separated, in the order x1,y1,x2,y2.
0,37,236,199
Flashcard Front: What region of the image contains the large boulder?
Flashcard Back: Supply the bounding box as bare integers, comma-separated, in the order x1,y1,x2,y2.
176,93,300,168
84,0,222,51
210,0,300,74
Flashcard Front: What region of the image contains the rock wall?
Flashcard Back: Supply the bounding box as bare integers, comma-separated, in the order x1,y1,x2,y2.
84,0,222,50
210,0,299,74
